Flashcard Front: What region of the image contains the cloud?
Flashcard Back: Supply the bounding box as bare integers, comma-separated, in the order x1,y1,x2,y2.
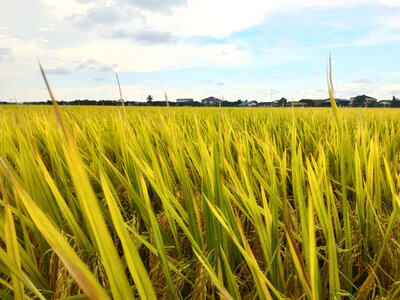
71,0,187,13
277,39,299,47
54,40,248,73
205,80,225,86
111,28,178,44
38,23,56,32
389,89,400,95
1,0,399,102
351,77,382,84
126,0,187,13
67,4,144,29
352,78,372,84
354,15,400,45
378,84,400,96
133,29,177,44
149,0,278,38
46,66,70,74
379,0,400,6
75,59,117,72
66,3,181,45
0,48,12,61
60,0,392,43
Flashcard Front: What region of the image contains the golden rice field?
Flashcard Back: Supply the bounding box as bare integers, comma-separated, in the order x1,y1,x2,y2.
0,104,400,299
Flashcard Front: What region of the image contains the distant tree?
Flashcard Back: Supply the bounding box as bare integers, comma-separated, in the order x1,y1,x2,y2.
221,100,235,107
147,95,153,104
391,95,400,107
278,97,288,106
351,95,365,107
368,101,380,108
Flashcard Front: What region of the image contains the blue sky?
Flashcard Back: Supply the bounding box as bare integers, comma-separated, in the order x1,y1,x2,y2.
0,0,399,102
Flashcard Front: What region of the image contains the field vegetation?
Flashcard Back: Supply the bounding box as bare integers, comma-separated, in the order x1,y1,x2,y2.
0,101,400,299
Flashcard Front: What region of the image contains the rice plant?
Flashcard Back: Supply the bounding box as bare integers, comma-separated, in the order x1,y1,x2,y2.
0,95,400,298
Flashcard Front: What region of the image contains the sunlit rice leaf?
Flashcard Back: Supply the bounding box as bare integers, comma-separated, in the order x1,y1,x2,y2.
0,157,109,300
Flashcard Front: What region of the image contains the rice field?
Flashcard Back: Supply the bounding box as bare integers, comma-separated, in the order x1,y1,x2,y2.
0,104,400,299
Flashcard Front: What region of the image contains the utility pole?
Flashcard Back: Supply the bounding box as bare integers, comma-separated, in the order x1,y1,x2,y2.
270,89,278,102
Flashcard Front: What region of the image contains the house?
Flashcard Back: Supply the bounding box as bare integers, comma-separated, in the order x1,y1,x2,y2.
350,95,377,107
238,100,258,107
336,98,351,107
378,100,392,107
289,102,306,107
298,99,323,107
320,98,350,107
257,98,288,107
257,101,275,107
201,96,222,106
176,98,194,105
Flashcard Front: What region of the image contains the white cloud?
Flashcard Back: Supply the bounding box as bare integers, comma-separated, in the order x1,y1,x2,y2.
142,0,278,38
331,81,396,99
38,23,57,32
354,15,400,45
125,0,187,13
0,33,48,60
1,0,399,102
286,0,370,6
110,28,178,45
51,0,388,41
41,0,91,16
50,40,249,72
67,4,145,29
46,67,70,74
379,0,400,6
376,83,400,97
0,48,12,61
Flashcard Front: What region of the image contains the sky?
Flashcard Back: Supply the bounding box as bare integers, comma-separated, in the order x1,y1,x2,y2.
1,0,400,102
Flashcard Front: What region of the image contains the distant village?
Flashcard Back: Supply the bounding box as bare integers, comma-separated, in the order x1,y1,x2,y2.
1,94,400,107
171,94,400,108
